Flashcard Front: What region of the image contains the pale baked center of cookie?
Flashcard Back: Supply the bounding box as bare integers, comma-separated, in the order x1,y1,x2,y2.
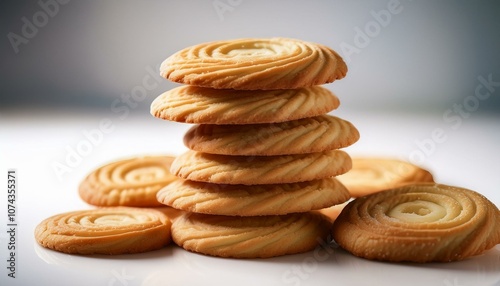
74,214,150,227
124,166,166,183
388,200,446,223
221,42,285,58
227,47,275,57
94,214,138,226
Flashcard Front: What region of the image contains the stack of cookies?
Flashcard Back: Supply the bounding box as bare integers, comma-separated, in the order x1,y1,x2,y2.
35,37,500,263
151,38,359,258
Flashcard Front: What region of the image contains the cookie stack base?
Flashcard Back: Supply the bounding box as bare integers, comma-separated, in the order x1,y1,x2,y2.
171,212,332,258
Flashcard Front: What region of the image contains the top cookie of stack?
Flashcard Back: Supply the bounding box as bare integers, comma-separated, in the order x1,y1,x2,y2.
151,38,358,258
159,37,347,90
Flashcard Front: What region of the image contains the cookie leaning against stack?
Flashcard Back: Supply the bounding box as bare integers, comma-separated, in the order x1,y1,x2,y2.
152,38,359,258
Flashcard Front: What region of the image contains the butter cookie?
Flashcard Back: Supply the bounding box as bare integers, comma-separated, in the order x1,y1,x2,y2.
171,212,331,258
35,207,171,255
336,157,434,197
161,38,347,90
157,178,350,216
184,115,359,155
332,183,500,262
170,150,352,185
79,156,177,207
151,85,340,124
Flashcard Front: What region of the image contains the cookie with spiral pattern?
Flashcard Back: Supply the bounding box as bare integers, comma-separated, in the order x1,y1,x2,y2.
35,207,171,255
160,38,347,90
157,178,350,216
336,157,434,197
170,150,352,185
171,211,332,258
79,156,177,207
183,115,359,155
150,85,340,124
332,183,500,262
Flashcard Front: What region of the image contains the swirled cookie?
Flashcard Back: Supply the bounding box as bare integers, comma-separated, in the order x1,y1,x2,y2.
157,178,350,216
332,183,500,262
35,207,171,255
160,38,347,90
79,156,177,207
170,150,352,185
336,157,434,197
183,115,359,156
171,212,332,258
150,85,340,124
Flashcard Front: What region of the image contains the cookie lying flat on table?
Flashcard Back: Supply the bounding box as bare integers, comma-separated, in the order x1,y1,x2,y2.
157,178,350,216
336,157,434,197
35,207,171,255
183,115,359,156
79,156,177,207
171,212,331,258
332,183,500,263
150,85,340,125
160,38,347,90
170,150,352,185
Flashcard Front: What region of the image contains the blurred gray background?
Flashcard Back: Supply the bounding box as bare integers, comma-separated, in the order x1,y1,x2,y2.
1,0,499,114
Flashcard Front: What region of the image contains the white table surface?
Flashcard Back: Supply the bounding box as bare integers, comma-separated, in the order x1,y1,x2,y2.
1,108,499,286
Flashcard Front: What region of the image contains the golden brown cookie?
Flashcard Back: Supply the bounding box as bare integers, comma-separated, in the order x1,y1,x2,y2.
79,156,177,207
183,115,359,156
332,183,500,262
157,178,350,216
160,38,347,90
171,212,332,258
336,157,434,197
170,150,352,185
150,85,340,125
35,207,171,255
